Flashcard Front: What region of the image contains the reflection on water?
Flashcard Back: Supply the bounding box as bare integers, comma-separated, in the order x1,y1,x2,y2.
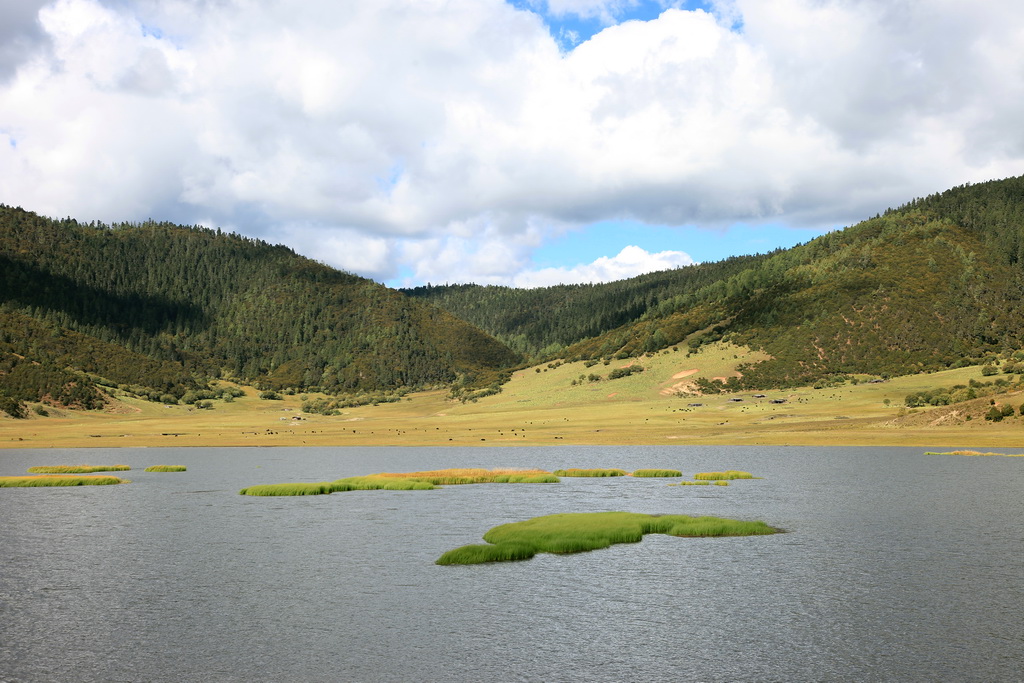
1,445,1022,682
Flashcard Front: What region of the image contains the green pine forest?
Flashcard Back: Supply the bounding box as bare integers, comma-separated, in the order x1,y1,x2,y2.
3,175,1024,416
0,209,519,416
410,175,1024,388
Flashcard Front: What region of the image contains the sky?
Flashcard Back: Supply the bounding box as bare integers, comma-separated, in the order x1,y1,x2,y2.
1,0,1023,289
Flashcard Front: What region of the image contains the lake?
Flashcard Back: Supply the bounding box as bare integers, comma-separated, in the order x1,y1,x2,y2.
1,445,1022,682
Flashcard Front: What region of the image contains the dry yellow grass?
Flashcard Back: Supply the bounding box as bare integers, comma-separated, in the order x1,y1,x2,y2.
3,343,1024,449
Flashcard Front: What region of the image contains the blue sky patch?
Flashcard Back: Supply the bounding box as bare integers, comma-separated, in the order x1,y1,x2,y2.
532,219,834,268
507,1,719,49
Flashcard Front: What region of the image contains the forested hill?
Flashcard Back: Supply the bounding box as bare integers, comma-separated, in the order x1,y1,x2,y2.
401,253,769,357
4,175,1024,416
407,175,1024,388
0,207,519,413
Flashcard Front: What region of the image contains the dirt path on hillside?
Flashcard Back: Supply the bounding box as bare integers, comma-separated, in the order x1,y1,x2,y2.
660,368,700,396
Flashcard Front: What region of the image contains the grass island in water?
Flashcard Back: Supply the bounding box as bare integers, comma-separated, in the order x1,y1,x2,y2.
240,468,559,496
436,511,777,565
26,465,131,474
0,475,130,487
694,470,757,480
144,465,188,472
631,469,684,477
553,468,627,477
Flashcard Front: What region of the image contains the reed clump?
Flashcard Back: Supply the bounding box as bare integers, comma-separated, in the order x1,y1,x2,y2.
669,480,711,486
239,477,437,496
436,511,777,565
923,450,1023,457
694,470,756,480
239,482,342,496
27,465,131,474
553,468,627,477
330,476,437,491
0,475,129,487
631,469,684,477
144,465,187,472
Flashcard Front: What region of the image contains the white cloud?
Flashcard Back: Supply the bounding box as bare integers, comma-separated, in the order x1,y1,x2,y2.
0,0,1022,286
279,224,397,280
392,216,555,285
512,245,695,287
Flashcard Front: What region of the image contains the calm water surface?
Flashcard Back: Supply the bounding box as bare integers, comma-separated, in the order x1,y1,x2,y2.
1,445,1022,682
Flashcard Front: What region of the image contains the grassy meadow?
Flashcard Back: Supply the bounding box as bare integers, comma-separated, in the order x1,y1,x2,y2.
3,342,1024,448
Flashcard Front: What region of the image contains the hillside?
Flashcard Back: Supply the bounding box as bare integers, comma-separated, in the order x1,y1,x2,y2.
401,252,768,357
409,176,1024,388
0,207,519,415
4,175,1024,420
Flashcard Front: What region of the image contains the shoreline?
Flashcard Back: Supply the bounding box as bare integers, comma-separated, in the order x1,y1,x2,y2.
4,418,1022,449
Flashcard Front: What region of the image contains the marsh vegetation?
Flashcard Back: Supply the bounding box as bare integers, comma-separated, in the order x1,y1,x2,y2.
26,464,130,473
552,468,627,477
0,474,129,487
436,511,777,565
694,470,756,480
631,469,684,477
239,468,559,496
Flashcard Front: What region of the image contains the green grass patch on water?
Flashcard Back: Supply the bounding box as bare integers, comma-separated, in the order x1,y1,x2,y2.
669,480,711,486
631,469,684,478
27,465,131,474
0,475,129,487
374,468,559,485
239,468,559,496
239,477,436,496
144,465,188,472
553,468,627,477
694,470,756,480
437,511,777,565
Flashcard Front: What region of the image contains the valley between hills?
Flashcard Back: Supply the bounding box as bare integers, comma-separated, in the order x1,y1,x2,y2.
4,175,1024,449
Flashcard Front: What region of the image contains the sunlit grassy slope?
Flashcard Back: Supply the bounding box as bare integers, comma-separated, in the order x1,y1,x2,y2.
2,342,1023,448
